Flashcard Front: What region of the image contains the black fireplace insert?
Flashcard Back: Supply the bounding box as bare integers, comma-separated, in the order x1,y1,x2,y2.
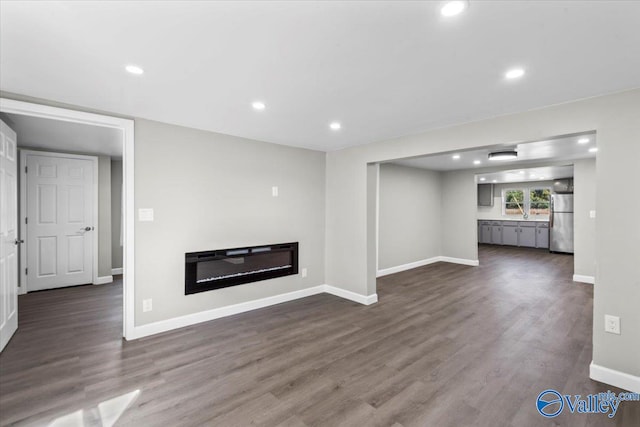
185,242,298,295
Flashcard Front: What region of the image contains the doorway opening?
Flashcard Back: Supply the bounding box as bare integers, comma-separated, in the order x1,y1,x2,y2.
369,131,598,294
0,98,135,344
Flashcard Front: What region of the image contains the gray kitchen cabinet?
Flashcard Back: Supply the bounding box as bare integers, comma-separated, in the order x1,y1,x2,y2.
518,222,537,248
491,222,502,244
502,223,519,246
478,220,550,248
481,225,492,243
536,223,549,248
478,221,491,243
478,184,494,206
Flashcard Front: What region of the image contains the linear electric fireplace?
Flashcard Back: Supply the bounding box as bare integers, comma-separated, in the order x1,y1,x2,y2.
185,242,298,295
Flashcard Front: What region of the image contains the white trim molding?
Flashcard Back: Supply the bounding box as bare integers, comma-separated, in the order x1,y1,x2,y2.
438,256,480,267
590,361,640,393
130,284,378,340
324,285,378,305
111,268,123,275
573,274,595,284
94,276,113,285
377,256,479,277
131,286,326,339
377,257,441,277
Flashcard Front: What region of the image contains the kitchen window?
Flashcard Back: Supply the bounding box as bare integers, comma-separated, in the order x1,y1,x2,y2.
503,187,551,217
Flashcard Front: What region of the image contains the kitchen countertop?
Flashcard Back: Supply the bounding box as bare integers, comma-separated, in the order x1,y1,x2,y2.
477,218,549,222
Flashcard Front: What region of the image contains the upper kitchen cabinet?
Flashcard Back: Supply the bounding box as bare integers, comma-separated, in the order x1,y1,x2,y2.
477,184,494,207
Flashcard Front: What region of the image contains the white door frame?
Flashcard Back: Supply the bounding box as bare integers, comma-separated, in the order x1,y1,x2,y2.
0,98,135,340
20,150,100,291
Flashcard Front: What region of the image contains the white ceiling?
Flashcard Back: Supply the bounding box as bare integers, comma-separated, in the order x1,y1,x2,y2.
3,113,123,157
1,1,639,152
390,132,596,171
477,165,574,184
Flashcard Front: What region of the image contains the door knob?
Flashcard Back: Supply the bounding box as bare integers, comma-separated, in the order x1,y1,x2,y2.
84,226,94,231
14,239,24,245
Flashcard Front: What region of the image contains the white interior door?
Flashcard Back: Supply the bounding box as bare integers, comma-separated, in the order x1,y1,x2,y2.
26,153,95,291
1,119,18,352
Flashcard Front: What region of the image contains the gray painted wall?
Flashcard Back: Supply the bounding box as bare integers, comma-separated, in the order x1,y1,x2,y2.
134,119,326,325
378,164,442,269
97,156,112,278
593,121,639,377
111,159,123,270
440,170,478,262
326,89,640,378
573,159,596,278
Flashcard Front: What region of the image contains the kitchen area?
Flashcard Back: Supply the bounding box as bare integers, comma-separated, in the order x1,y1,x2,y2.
477,167,575,254
382,132,597,284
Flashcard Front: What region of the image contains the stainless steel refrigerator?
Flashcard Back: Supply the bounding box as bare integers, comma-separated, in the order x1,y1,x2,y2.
550,193,574,253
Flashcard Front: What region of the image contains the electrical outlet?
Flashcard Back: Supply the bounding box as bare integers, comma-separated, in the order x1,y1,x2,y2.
604,314,620,334
589,210,596,219
272,186,279,197
143,299,153,313
301,268,307,278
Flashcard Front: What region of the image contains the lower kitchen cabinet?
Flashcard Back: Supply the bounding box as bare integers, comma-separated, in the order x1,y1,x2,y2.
502,225,519,246
491,222,502,244
479,221,492,244
478,220,549,249
536,224,549,248
519,226,537,248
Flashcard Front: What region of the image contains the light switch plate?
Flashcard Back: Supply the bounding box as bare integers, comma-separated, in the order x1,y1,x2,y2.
272,186,279,197
604,314,620,334
589,210,596,219
301,268,307,278
139,208,154,222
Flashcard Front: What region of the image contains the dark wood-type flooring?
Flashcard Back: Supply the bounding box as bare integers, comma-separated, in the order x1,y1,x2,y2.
1,246,639,426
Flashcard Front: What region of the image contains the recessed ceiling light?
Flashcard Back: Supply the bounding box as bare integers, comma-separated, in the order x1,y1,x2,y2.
488,150,518,161
519,171,525,174
530,174,537,178
125,65,144,75
252,101,266,111
479,177,486,181
452,154,461,160
505,68,525,80
473,160,481,165
441,1,468,17
578,137,590,144
329,122,341,130
539,177,545,180
492,180,497,183
589,147,598,153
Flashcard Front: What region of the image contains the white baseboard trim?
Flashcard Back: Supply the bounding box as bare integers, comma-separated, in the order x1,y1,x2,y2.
131,284,378,340
590,361,640,393
131,285,326,340
377,256,479,277
377,257,441,277
94,275,113,285
111,267,123,275
438,256,480,267
324,285,378,305
573,274,595,284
